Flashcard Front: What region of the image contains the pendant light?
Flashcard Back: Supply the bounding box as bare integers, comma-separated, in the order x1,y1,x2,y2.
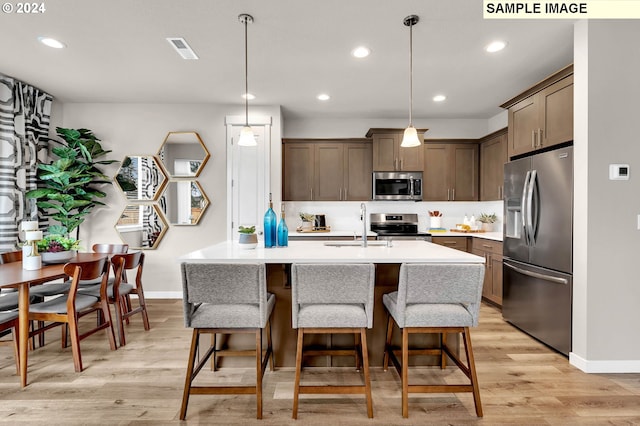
237,13,256,147
401,14,421,148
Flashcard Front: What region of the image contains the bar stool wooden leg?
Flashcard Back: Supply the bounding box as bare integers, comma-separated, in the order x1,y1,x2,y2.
462,327,483,417
266,320,274,371
292,328,304,420
441,332,448,369
180,329,199,420
383,314,393,371
402,327,409,418
354,331,362,371
255,329,263,419
360,328,373,418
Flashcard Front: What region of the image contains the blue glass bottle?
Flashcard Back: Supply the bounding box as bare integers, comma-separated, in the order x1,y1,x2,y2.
263,193,277,248
277,203,288,247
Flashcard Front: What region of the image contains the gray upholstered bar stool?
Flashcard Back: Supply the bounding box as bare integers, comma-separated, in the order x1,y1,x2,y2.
382,262,485,418
290,263,375,419
179,263,276,420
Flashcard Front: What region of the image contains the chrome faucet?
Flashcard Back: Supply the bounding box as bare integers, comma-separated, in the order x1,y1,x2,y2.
360,203,368,248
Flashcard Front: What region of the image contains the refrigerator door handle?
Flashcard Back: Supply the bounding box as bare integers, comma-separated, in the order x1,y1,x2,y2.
504,261,569,285
525,170,536,246
528,170,539,245
521,170,531,245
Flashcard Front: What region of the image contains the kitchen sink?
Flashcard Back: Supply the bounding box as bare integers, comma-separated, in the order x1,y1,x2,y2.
323,240,388,247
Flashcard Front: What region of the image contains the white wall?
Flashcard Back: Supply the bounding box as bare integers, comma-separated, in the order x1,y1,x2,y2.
57,103,282,297
571,20,640,372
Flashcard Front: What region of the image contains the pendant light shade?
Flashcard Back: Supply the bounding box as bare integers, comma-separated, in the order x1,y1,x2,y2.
401,14,421,148
238,13,256,147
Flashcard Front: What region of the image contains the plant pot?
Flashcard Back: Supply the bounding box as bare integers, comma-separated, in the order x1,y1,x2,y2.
41,250,76,264
481,222,494,232
301,221,313,231
238,233,258,250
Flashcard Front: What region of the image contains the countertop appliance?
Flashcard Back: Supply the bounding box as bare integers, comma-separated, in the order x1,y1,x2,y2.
502,145,573,356
370,213,432,241
372,171,422,201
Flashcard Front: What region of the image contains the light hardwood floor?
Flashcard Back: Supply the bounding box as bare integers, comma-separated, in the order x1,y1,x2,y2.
1,300,639,425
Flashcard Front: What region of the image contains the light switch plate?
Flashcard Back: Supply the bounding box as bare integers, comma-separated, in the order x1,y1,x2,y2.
609,164,630,180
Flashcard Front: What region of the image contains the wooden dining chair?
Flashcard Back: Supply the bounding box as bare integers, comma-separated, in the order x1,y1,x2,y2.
79,252,149,346
28,257,118,372
0,311,20,375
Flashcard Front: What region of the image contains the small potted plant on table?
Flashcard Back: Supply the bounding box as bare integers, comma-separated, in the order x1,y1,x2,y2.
478,213,498,232
238,225,258,249
38,232,82,264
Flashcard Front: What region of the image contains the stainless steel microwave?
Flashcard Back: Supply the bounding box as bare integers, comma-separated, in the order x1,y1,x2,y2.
372,171,423,201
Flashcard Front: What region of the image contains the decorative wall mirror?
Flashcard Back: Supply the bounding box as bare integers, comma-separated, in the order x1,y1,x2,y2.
115,204,168,249
114,155,167,201
159,180,210,225
157,132,210,178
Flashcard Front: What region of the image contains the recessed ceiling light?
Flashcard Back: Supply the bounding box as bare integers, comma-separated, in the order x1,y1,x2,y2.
433,95,446,102
351,46,370,58
38,36,66,49
317,94,330,101
486,40,507,53
242,93,255,100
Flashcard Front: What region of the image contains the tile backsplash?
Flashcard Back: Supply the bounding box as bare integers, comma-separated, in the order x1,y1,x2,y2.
283,200,503,233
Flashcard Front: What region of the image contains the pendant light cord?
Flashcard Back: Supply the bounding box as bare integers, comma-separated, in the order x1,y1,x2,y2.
244,17,249,127
409,19,413,127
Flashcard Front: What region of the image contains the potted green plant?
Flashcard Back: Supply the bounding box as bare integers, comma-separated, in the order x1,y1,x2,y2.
299,213,315,231
238,225,258,249
37,233,82,263
26,127,116,241
478,213,498,231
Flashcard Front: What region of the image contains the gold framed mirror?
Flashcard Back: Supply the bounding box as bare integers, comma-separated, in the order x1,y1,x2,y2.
159,180,209,225
115,204,168,249
157,132,210,178
114,155,167,201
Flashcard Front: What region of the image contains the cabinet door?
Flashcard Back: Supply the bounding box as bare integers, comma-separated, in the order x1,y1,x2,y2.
508,96,538,158
480,133,507,201
540,75,573,149
451,144,478,201
423,144,451,201
491,253,503,305
344,143,372,200
372,134,397,171
283,143,314,201
472,248,492,299
314,144,344,201
398,142,424,171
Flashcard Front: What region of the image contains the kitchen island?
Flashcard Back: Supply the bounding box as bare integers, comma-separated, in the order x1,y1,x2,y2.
179,240,484,367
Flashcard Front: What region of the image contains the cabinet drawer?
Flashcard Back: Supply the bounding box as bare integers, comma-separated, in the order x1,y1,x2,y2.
431,236,469,252
471,238,502,255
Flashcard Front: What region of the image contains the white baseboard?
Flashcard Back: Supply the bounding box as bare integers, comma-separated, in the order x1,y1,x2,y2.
570,352,640,373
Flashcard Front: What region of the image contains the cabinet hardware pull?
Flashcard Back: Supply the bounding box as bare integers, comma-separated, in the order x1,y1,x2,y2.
447,188,450,201
482,244,492,248
310,187,313,200
443,241,456,245
452,188,455,201
400,159,404,170
538,129,543,147
339,188,342,200
532,130,536,148
344,188,348,200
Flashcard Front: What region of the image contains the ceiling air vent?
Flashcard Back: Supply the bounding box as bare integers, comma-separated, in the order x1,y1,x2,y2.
166,37,199,60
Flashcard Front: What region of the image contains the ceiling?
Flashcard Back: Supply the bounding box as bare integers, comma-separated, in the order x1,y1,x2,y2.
0,0,575,120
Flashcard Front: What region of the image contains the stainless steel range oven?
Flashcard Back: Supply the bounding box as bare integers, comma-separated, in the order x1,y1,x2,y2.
370,213,432,241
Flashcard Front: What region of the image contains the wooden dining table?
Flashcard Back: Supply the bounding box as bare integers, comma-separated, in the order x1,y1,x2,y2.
0,253,105,387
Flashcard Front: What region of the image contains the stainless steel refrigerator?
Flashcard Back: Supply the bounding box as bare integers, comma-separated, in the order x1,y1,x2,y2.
502,146,573,356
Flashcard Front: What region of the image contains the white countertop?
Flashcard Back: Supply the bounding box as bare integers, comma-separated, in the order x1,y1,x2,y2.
178,240,485,264
429,231,503,242
290,230,378,238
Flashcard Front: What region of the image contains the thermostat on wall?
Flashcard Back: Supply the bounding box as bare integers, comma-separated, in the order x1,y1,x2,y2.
609,164,630,180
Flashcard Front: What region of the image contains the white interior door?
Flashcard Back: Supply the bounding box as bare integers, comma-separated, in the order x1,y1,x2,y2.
226,116,272,241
